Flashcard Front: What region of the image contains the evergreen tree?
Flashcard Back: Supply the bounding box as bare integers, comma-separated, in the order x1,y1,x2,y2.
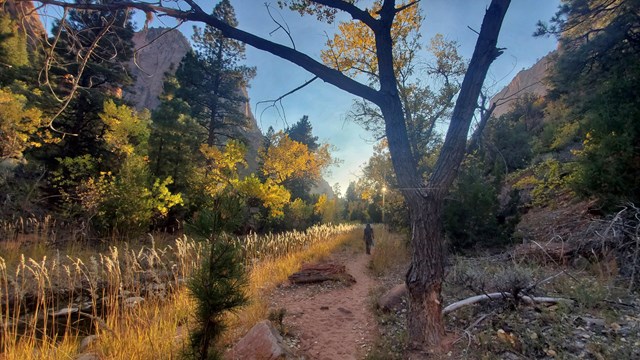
0,13,28,68
150,73,205,197
44,0,135,157
175,0,255,147
187,239,247,360
35,0,136,209
286,115,319,151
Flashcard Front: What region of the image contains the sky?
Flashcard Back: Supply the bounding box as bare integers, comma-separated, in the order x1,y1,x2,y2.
44,1,561,195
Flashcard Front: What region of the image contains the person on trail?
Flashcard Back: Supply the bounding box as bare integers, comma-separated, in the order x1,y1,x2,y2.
363,223,374,255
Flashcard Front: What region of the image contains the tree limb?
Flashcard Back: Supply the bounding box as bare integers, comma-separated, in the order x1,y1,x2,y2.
443,292,574,315
256,76,319,123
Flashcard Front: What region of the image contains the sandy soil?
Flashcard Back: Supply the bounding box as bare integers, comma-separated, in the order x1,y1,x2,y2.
270,248,378,360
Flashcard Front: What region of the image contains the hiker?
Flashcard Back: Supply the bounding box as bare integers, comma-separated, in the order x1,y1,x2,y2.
363,223,374,255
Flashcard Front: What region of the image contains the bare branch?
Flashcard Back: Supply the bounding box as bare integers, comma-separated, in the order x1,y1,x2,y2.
256,76,319,123
265,3,296,50
443,292,574,315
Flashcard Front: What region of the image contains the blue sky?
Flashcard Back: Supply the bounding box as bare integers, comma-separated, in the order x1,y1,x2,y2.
42,1,560,194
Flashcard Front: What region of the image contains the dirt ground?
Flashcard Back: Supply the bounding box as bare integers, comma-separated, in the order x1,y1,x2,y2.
269,246,378,360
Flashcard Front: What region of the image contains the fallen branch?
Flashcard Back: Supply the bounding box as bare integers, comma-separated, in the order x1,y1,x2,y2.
443,292,574,315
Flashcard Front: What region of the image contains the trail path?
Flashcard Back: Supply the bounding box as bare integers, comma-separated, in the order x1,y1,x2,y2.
270,248,378,360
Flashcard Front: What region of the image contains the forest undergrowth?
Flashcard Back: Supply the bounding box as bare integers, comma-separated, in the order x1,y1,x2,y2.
365,224,640,360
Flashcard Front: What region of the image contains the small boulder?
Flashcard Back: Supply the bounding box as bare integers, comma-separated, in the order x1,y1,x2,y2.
79,335,99,352
225,320,293,360
378,283,408,312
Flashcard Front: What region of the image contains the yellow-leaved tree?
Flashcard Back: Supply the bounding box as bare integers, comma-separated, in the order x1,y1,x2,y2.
78,101,182,236
197,140,291,218
0,88,44,160
262,130,331,185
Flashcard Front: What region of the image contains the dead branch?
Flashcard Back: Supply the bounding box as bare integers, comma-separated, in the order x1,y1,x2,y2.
265,3,296,50
443,292,574,315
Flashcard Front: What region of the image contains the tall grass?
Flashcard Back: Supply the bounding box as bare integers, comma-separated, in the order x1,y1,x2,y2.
0,223,357,359
369,227,409,277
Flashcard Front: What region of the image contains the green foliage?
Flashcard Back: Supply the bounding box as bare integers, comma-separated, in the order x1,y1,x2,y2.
481,95,542,174
568,71,640,204
100,99,151,157
174,0,255,147
82,156,183,237
513,159,572,208
186,239,248,360
444,157,513,251
540,0,640,205
186,195,247,239
283,198,314,231
149,76,204,194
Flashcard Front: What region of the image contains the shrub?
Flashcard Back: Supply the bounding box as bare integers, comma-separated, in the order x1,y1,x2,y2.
444,158,511,251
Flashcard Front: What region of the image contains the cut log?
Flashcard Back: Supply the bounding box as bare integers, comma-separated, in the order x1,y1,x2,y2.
288,263,356,285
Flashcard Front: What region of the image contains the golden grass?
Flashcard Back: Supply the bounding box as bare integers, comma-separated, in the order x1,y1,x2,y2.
0,223,358,359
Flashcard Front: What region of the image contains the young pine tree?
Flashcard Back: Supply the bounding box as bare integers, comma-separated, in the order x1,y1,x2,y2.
187,237,247,360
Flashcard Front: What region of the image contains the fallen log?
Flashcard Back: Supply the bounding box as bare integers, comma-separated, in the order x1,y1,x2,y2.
443,292,574,315
288,263,355,285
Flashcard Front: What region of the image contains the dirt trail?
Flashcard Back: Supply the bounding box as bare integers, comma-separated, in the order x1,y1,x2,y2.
270,249,378,360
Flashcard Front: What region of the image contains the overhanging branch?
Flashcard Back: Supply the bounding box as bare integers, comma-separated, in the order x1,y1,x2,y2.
27,0,383,105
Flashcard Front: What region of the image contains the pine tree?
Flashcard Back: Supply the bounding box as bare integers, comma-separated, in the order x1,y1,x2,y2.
187,239,247,360
175,0,255,147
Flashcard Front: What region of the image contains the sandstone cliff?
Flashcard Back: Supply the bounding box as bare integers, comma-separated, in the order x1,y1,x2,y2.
491,52,554,117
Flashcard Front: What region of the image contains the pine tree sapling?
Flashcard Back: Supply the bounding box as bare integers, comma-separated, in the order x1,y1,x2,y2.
187,239,248,360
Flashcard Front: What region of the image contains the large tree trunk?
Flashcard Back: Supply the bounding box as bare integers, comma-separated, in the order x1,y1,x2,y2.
405,191,447,346
393,0,511,350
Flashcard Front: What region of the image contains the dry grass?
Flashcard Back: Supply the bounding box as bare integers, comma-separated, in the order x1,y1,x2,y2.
369,227,409,277
0,223,357,359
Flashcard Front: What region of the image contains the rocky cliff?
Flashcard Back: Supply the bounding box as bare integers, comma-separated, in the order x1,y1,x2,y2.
491,52,554,117
124,28,191,110
2,0,46,50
